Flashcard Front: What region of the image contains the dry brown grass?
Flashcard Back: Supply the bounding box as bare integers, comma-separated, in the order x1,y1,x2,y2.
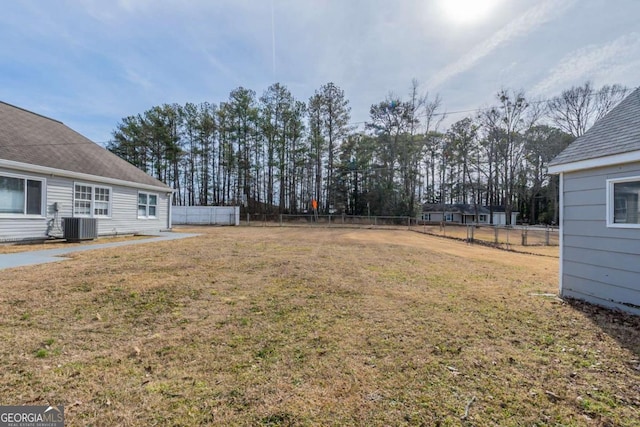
0,234,149,254
414,224,560,257
0,227,638,426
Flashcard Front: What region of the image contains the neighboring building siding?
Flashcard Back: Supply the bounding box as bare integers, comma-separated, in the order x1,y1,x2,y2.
1,168,170,242
562,163,640,314
491,212,518,226
422,212,447,222
423,211,501,225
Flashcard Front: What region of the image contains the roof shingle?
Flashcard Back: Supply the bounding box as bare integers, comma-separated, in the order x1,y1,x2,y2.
549,87,640,167
0,101,170,190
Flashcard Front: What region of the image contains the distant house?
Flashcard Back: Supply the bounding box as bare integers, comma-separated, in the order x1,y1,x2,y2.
0,101,173,242
489,206,519,226
421,203,518,226
548,88,640,315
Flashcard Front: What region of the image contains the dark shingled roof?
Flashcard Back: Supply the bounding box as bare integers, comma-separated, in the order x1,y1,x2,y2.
0,101,170,190
549,87,640,167
422,203,491,215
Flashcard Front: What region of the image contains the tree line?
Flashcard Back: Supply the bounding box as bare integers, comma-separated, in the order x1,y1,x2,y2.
108,81,629,224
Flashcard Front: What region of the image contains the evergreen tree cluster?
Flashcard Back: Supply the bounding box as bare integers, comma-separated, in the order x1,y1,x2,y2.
108,81,628,224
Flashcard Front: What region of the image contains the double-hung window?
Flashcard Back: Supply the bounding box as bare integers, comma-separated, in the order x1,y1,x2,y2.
74,183,111,217
0,174,44,216
138,192,158,218
607,177,640,227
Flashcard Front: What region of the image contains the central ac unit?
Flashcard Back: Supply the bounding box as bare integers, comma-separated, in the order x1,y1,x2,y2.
63,217,98,242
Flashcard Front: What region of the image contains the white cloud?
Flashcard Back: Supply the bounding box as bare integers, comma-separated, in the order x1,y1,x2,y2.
427,0,577,90
531,33,640,96
122,67,153,90
4,0,640,143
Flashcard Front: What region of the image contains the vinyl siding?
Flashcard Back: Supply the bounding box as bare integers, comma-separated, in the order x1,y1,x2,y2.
102,185,169,235
561,163,640,314
0,167,49,241
0,167,170,242
490,212,518,226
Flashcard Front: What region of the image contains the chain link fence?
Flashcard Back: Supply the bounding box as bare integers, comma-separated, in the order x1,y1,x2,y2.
240,214,558,252
409,221,559,249
244,213,413,229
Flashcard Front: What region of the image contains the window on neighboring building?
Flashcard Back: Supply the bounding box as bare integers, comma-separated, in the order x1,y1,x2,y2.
138,192,158,218
445,213,453,222
94,187,110,216
479,214,487,222
423,213,431,221
0,174,44,216
608,177,640,227
74,183,110,217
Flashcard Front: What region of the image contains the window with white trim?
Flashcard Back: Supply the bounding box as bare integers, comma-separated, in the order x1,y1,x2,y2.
0,174,44,216
422,213,431,221
138,192,158,218
479,214,488,222
608,177,640,227
445,213,453,222
74,183,111,217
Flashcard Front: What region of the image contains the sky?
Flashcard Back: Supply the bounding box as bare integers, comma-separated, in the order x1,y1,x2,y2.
1,0,639,144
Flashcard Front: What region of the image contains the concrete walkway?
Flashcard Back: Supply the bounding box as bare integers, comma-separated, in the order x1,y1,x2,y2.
0,232,199,270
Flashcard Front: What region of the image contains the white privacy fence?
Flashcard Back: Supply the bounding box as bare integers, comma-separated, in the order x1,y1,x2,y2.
172,206,239,226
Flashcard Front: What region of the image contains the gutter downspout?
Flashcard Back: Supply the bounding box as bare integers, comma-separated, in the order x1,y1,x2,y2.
167,193,173,230
558,172,564,296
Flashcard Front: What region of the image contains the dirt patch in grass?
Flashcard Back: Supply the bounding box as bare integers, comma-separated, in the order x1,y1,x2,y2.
1,227,637,425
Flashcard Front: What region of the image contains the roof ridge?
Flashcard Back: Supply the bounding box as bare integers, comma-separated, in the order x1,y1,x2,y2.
548,87,640,167
0,100,64,124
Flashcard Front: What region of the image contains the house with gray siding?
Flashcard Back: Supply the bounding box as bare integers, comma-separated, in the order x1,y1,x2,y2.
421,203,518,225
548,88,640,315
0,101,173,242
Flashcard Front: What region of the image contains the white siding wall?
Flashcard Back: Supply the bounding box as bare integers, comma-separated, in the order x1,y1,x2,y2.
562,163,640,314
491,212,518,226
422,212,492,224
0,167,50,241
97,184,169,235
422,212,443,222
0,167,170,242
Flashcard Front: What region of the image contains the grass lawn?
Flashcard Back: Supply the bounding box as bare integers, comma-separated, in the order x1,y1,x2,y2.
0,227,638,426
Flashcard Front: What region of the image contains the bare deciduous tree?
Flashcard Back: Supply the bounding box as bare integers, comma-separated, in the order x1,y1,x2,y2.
547,81,629,137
